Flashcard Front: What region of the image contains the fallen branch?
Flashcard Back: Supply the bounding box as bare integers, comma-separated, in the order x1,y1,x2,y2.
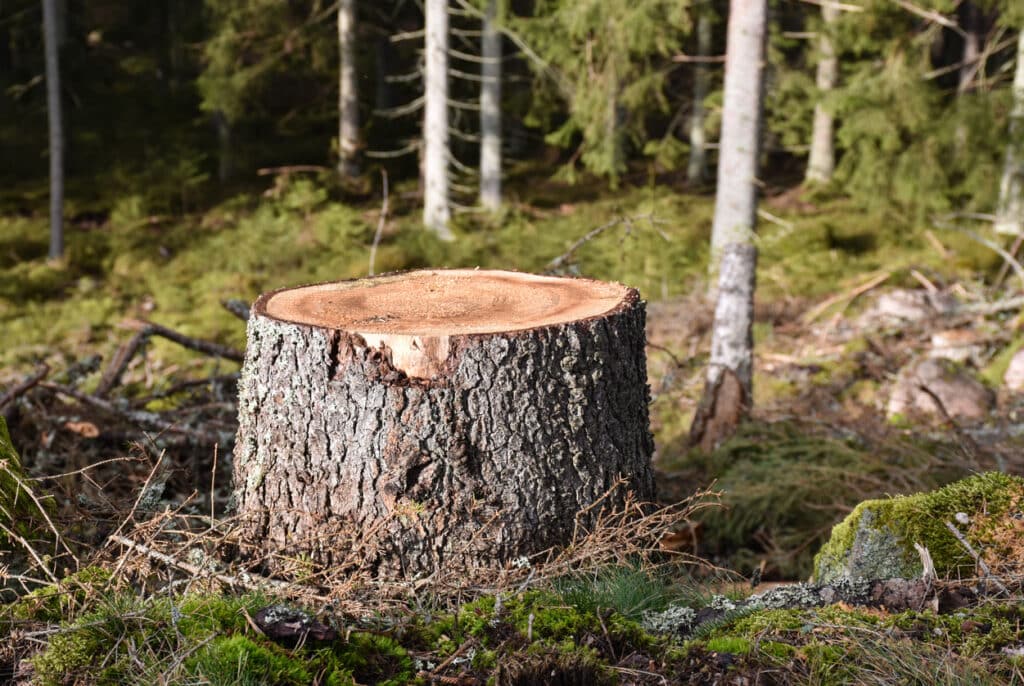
220,299,251,322
944,521,1009,594
801,271,891,324
109,534,328,599
124,320,244,362
95,330,151,397
0,363,49,414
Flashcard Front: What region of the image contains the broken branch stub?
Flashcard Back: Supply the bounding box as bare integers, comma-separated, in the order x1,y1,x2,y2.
231,269,655,578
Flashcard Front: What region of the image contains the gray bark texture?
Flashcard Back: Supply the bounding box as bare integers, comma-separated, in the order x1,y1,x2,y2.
338,0,360,177
42,0,64,260
423,0,453,238
689,243,756,451
995,29,1024,236
687,10,712,185
709,0,767,269
231,287,655,578
805,3,838,185
479,0,502,211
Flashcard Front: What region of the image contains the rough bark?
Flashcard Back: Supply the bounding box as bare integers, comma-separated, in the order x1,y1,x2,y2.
338,0,360,177
687,10,712,185
479,0,502,211
690,243,756,451
709,0,766,275
231,270,655,578
423,0,453,239
805,3,838,186
42,0,64,260
995,29,1024,236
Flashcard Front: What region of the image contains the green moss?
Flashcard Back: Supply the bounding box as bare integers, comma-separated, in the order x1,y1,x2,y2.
814,472,1024,582
8,566,112,622
186,635,313,686
335,632,415,686
705,636,752,654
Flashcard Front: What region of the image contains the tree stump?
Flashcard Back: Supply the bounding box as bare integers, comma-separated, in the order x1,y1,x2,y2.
231,269,654,578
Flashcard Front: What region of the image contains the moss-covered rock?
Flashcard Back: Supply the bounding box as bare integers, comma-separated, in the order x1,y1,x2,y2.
814,472,1024,582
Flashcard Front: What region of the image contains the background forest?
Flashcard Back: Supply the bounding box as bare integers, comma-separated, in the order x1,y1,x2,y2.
3,0,1024,684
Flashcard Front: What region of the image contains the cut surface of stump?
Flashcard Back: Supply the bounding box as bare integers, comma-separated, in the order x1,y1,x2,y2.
232,269,654,578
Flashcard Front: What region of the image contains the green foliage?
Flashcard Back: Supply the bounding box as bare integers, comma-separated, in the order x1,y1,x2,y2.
513,0,690,181
186,635,314,686
553,564,682,621
6,566,111,623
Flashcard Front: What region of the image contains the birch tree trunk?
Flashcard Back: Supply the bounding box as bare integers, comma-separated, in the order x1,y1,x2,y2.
994,29,1024,236
231,270,655,578
338,0,360,177
479,0,502,211
42,0,64,260
687,10,712,185
423,0,453,239
709,0,767,272
804,4,838,185
689,243,757,451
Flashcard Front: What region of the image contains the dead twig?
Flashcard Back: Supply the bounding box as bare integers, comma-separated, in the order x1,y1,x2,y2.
128,320,244,362
944,521,1009,594
96,330,152,397
0,363,50,414
801,271,891,324
220,299,251,322
108,534,328,599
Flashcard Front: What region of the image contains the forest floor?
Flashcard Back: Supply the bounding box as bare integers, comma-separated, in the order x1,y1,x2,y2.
2,175,1024,683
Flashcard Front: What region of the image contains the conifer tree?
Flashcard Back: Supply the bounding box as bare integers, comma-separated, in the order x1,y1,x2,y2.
709,0,766,267
516,0,689,182
479,0,502,211
687,6,713,184
995,28,1024,236
805,3,839,185
691,0,766,451
338,0,360,177
423,0,453,238
42,0,64,260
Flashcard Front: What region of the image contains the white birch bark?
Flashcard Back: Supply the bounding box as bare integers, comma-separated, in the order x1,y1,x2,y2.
994,29,1024,236
709,0,767,269
479,0,502,211
42,0,64,260
423,0,453,239
805,4,838,185
338,0,360,177
687,10,712,184
708,243,757,396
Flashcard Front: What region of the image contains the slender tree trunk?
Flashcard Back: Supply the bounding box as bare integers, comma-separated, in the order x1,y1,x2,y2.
805,3,838,185
478,0,502,211
694,0,766,448
214,111,232,183
423,0,453,239
958,2,982,94
605,58,625,184
687,9,712,185
995,29,1024,236
689,243,757,451
338,0,360,177
42,0,64,260
709,0,767,273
